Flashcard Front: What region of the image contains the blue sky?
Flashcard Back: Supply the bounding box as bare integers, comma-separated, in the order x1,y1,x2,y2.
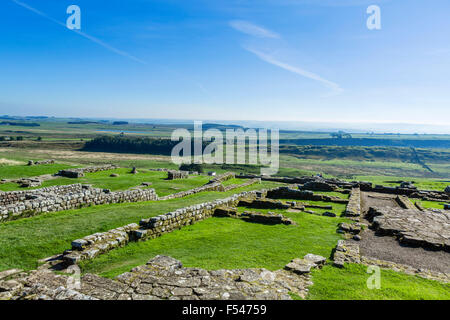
1,0,450,126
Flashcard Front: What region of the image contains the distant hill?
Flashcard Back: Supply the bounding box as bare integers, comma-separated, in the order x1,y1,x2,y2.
279,138,450,149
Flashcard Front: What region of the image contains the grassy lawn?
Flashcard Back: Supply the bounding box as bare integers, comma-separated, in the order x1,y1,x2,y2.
79,207,348,278
79,168,211,194
308,263,450,300
0,168,212,194
354,175,449,191
314,191,350,200
0,181,280,272
412,200,448,210
0,177,76,191
221,178,247,186
0,163,76,180
237,200,347,217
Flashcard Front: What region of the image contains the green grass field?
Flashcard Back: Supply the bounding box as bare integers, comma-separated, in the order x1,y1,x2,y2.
0,167,213,195
0,163,76,179
0,120,449,300
80,205,348,277
354,175,449,191
308,264,450,300
0,181,281,272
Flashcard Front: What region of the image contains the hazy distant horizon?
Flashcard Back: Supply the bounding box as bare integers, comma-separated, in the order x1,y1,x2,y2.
3,114,450,135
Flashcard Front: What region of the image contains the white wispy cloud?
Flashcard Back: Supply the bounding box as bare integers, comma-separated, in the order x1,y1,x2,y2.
229,20,280,38
11,0,213,95
11,0,147,65
245,47,342,94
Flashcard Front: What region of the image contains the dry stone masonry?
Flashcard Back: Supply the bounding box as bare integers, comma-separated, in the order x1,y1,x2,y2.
167,170,188,180
57,164,118,178
61,190,263,264
266,186,348,204
0,184,157,223
207,172,235,185
368,207,450,251
213,207,294,225
343,188,361,219
27,159,55,166
1,255,317,300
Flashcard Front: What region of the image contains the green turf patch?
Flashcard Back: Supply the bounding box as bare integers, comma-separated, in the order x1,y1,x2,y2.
0,163,76,180
353,175,449,192
313,191,350,200
80,168,211,194
412,200,448,210
79,206,348,278
0,181,281,272
0,167,212,194
308,263,450,300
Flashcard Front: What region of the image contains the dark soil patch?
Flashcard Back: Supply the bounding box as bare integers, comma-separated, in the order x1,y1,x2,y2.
352,229,450,274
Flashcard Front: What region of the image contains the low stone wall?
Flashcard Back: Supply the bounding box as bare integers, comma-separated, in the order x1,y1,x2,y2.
57,164,118,178
238,198,290,210
301,181,336,192
222,178,260,192
28,159,55,166
237,174,358,189
236,174,304,184
158,178,259,200
395,195,416,210
63,190,263,264
136,191,259,241
158,182,224,200
213,206,294,225
0,184,158,223
149,168,199,175
207,172,235,184
0,184,85,206
362,185,449,201
167,170,188,180
266,187,348,204
343,188,361,218
240,211,294,225
64,223,140,264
